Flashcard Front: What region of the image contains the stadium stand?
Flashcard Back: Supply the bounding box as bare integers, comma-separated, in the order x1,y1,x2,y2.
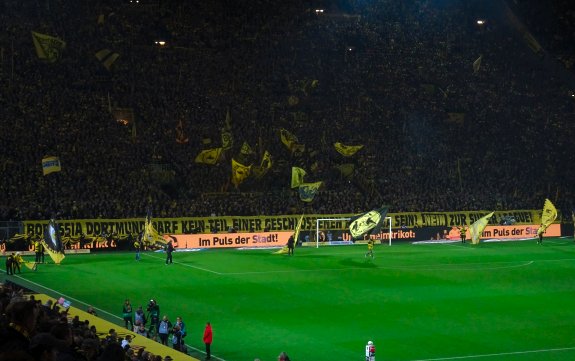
0,0,573,222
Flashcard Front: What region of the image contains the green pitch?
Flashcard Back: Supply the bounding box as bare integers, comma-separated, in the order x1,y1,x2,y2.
9,238,575,361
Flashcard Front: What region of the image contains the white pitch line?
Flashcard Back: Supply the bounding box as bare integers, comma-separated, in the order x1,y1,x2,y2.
108,254,575,276
142,253,224,274
7,273,227,361
408,346,575,360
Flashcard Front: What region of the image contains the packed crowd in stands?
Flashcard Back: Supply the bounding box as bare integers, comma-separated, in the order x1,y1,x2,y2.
1,0,573,222
0,282,177,361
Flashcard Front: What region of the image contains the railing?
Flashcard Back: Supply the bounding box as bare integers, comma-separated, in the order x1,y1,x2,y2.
0,221,22,240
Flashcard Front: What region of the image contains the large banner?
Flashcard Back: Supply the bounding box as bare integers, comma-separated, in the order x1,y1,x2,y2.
22,210,549,239
166,232,292,249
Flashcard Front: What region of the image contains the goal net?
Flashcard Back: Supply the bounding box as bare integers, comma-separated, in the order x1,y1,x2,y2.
315,217,393,248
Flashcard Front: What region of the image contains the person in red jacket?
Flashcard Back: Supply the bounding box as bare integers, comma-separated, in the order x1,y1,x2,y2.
203,322,213,360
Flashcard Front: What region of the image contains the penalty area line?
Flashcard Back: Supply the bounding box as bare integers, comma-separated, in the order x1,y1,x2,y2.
408,346,575,361
142,253,223,274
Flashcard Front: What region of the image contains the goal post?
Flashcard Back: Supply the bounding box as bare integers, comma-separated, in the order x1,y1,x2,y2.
315,217,393,248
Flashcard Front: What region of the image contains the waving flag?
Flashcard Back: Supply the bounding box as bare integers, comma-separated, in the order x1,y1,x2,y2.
537,199,558,238
299,182,322,202
334,142,364,157
221,129,233,150
32,31,66,63
43,219,65,264
291,167,306,188
231,158,251,186
142,211,167,248
473,55,482,73
252,151,272,179
275,214,304,254
195,148,222,165
95,48,120,71
42,156,61,175
349,207,389,240
469,212,494,245
240,141,253,155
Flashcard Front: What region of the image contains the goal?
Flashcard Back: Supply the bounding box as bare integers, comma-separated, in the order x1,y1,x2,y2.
315,217,393,248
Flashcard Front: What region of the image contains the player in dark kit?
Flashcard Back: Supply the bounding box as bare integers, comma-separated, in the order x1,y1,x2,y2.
165,241,174,264
287,235,295,255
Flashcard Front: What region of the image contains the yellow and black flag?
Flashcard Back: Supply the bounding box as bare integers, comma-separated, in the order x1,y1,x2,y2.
252,151,272,179
221,129,233,150
291,167,306,188
275,213,304,254
537,199,558,238
299,181,322,202
195,148,223,165
240,141,253,155
42,156,61,175
142,210,167,248
231,158,251,186
31,31,66,63
43,219,65,264
334,142,364,157
349,207,389,240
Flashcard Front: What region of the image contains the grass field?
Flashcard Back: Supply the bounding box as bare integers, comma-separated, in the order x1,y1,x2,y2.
6,237,575,361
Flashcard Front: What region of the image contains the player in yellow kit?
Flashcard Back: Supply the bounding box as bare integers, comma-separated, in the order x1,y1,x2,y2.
365,238,374,260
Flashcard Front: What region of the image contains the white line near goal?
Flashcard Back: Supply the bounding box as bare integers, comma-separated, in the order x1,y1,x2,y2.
315,217,393,248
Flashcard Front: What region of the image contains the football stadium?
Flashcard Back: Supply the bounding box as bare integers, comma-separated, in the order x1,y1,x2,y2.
1,0,575,360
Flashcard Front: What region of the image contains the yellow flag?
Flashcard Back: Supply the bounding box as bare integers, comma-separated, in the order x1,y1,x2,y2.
469,212,494,245
335,163,355,178
291,167,306,188
537,199,558,236
231,158,251,186
195,148,222,165
23,261,37,271
334,142,364,157
275,214,304,254
142,214,167,247
280,128,298,148
42,156,61,175
240,141,253,155
95,49,120,71
41,241,65,264
473,55,482,73
299,182,322,202
252,151,272,179
31,31,66,63
261,151,272,170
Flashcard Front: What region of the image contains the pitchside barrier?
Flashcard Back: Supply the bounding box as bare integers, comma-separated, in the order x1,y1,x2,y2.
3,224,568,254
5,210,569,252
